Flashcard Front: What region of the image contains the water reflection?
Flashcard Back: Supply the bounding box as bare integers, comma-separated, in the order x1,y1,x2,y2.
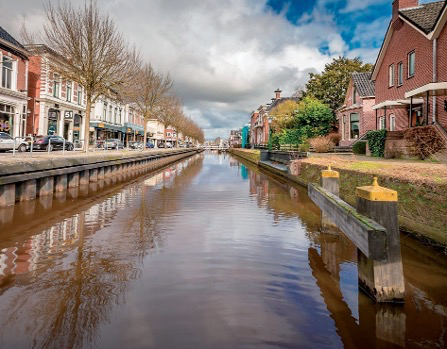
0,153,445,348
0,155,203,349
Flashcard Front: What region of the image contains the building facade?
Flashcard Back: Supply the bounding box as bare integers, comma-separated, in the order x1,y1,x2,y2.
26,44,86,143
337,72,376,146
372,0,447,133
0,27,29,138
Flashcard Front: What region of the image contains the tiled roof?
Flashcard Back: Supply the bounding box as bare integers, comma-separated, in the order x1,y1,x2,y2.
267,96,300,112
0,26,26,50
400,1,446,34
352,72,375,97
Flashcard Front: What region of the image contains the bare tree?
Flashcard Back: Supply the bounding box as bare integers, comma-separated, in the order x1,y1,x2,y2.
38,0,140,151
157,95,183,145
125,63,173,149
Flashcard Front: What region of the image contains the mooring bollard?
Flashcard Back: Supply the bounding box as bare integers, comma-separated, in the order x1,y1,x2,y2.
321,165,340,234
356,177,405,302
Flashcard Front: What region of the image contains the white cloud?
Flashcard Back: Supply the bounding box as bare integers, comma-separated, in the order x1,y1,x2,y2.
1,0,355,140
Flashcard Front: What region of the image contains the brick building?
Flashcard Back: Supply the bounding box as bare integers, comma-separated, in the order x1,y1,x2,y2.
0,27,28,138
372,0,447,134
337,72,376,146
26,44,86,143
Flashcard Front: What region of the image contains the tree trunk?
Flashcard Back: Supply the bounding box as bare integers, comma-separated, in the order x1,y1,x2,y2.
84,96,92,153
143,120,148,150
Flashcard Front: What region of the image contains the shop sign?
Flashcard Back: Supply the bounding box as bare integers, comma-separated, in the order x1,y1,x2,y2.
127,128,132,133
0,118,11,132
98,123,105,128
64,111,73,119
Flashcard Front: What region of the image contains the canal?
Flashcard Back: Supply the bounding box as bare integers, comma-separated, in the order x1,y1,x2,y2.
0,152,446,348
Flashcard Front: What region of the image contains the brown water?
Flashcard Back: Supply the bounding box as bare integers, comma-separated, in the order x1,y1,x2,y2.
0,152,446,349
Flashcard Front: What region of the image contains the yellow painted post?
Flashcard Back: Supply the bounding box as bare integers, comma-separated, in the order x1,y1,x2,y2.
356,177,405,302
321,165,340,234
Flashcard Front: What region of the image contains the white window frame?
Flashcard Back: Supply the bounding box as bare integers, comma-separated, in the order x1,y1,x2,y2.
379,116,386,130
397,62,403,86
77,86,83,106
408,51,415,78
1,55,15,90
388,64,394,87
390,114,396,131
66,80,72,102
53,73,60,98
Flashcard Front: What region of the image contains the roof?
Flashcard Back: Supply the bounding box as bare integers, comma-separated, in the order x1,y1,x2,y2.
267,96,300,112
0,26,26,50
352,72,375,97
400,1,446,34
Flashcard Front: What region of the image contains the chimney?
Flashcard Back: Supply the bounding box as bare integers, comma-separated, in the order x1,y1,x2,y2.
392,0,419,22
274,88,282,100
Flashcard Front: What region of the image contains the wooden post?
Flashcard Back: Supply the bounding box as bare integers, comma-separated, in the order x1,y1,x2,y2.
79,170,89,185
97,167,105,180
89,169,98,182
356,177,405,302
54,174,68,192
321,165,340,234
38,177,54,196
0,184,16,207
18,180,37,201
68,172,80,188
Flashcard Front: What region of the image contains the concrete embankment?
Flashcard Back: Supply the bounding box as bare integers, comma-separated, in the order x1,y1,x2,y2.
229,148,447,247
0,148,202,207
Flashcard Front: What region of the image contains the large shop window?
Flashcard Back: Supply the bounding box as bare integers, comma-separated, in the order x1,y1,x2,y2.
350,113,359,139
0,104,14,136
48,110,59,135
1,56,13,89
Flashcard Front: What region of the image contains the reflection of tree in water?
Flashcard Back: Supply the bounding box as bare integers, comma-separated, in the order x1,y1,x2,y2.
0,155,204,349
125,154,204,261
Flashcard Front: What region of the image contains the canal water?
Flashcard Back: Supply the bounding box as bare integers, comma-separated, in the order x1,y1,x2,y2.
0,152,446,349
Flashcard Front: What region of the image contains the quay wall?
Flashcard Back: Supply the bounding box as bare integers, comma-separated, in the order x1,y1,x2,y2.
229,148,447,247
0,149,202,207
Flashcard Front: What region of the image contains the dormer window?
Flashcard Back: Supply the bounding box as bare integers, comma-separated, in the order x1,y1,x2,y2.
1,56,13,89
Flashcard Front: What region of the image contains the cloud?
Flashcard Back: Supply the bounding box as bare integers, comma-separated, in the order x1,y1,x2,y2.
1,0,387,140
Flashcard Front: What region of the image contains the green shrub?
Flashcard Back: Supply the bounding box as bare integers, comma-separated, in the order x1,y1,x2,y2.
299,143,310,152
366,130,387,157
352,141,367,155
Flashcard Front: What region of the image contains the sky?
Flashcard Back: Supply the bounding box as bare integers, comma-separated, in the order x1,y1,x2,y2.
0,0,432,140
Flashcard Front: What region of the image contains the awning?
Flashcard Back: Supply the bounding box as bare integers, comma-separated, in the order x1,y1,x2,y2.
372,98,424,110
405,82,447,98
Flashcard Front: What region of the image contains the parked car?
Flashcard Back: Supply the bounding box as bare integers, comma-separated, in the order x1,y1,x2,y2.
0,132,28,152
165,142,173,148
105,139,124,149
129,141,143,150
32,135,74,151
145,142,155,148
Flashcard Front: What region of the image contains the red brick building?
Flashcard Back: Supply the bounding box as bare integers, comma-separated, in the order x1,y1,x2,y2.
0,26,29,137
337,72,376,146
372,0,447,134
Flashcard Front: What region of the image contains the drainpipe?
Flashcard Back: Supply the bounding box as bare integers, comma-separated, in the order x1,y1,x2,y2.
433,38,437,124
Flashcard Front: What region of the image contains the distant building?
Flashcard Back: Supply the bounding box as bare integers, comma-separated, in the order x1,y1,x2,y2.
0,26,29,138
229,129,242,147
336,72,376,146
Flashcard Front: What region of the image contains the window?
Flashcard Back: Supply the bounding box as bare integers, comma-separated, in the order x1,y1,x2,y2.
66,81,72,102
397,62,403,86
352,87,357,105
350,113,359,139
390,114,396,131
103,104,107,120
77,87,83,105
109,106,112,123
389,64,394,87
408,51,415,77
379,117,386,130
53,74,60,98
1,56,13,89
